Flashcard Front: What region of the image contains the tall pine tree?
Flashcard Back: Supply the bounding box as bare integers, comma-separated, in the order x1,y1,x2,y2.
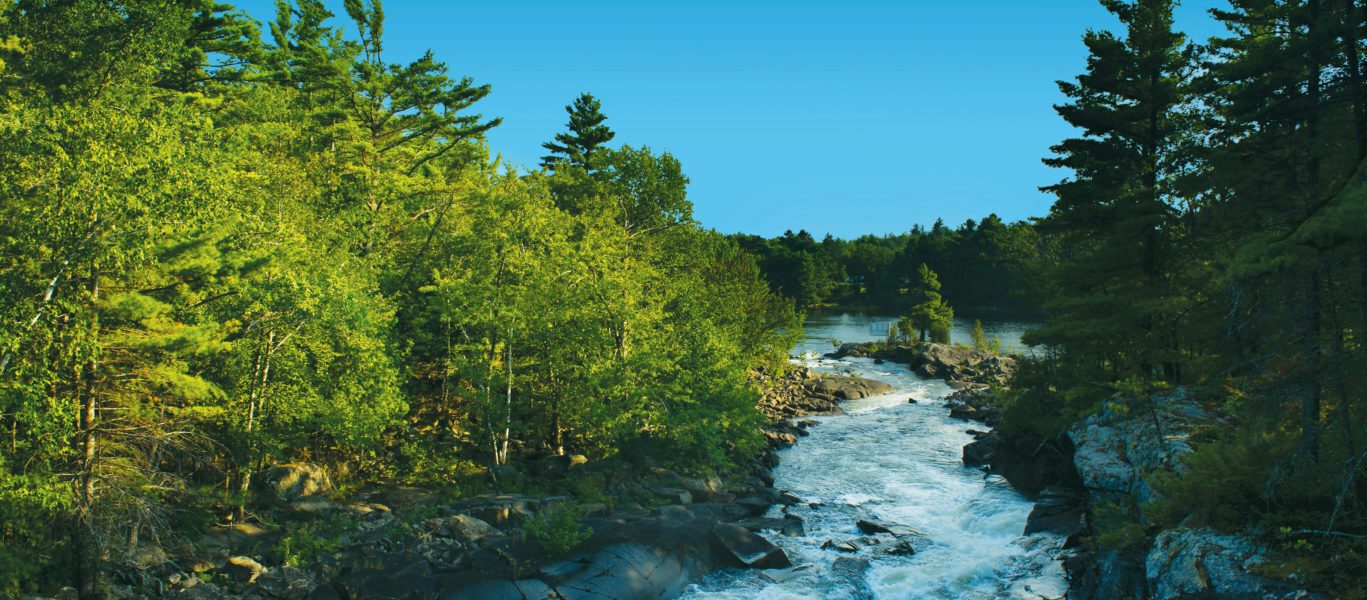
1027,0,1195,383
540,92,615,172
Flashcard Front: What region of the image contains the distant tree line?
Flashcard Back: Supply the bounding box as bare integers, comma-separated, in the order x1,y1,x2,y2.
731,215,1051,316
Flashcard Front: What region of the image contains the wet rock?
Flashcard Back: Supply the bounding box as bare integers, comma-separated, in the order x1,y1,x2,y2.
712,523,791,569
1023,486,1086,539
854,519,920,538
962,432,998,466
761,564,815,583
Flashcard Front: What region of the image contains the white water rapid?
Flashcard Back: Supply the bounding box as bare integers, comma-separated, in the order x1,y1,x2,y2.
679,314,1068,600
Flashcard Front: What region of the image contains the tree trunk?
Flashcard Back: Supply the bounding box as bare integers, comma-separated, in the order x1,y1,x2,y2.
237,330,274,524
74,272,99,600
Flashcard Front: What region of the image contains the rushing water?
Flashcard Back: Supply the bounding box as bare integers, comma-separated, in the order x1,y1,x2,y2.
680,314,1066,600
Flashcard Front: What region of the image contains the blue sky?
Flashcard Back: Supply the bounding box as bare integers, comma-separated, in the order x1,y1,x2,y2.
234,0,1227,238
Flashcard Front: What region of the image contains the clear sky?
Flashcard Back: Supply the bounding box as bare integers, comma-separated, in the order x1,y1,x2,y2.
233,0,1228,238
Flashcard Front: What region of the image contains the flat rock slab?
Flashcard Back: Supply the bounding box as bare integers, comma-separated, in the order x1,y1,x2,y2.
711,523,791,569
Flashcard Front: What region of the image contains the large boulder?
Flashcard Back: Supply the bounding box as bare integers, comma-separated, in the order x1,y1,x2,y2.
1146,528,1312,600
264,463,333,501
711,523,791,569
224,556,266,584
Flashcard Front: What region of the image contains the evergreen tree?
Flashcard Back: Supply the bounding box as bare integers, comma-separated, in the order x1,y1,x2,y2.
540,92,616,172
1026,0,1195,382
907,264,954,343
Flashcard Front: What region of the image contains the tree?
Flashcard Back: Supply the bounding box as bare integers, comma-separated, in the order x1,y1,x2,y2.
1026,0,1195,383
907,264,954,343
541,92,615,172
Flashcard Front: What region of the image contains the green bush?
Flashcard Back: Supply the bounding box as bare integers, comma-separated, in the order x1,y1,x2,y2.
277,513,357,567
523,504,592,557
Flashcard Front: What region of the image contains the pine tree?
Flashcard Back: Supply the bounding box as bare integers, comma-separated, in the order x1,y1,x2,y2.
1027,0,1195,382
908,264,954,343
541,92,616,172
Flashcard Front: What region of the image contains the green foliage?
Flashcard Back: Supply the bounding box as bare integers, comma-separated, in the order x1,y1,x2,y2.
1091,499,1149,554
907,264,954,344
523,504,593,558
0,1,799,592
542,92,616,172
732,214,1049,313
277,513,357,567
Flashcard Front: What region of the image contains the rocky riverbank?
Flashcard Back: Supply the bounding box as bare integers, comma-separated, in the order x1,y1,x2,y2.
73,368,892,600
956,387,1327,600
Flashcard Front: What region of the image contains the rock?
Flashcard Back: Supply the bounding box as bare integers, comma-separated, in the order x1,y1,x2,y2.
444,514,501,542
536,454,589,478
552,543,694,600
962,432,998,466
853,519,920,538
175,582,230,599
820,538,869,553
733,495,772,517
712,523,791,569
444,579,557,600
252,566,316,600
829,557,874,597
1023,486,1086,539
1146,528,1311,600
649,486,693,505
288,497,335,515
1068,389,1217,504
225,556,265,584
264,463,332,501
761,564,815,584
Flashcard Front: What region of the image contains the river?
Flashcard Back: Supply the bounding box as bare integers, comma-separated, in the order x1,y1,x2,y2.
680,313,1067,599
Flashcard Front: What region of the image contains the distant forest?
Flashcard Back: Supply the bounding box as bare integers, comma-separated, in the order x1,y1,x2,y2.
731,215,1049,316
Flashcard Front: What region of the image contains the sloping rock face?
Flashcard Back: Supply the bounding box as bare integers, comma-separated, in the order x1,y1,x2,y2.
1063,390,1216,599
1060,391,1320,600
1068,390,1214,506
1145,528,1310,600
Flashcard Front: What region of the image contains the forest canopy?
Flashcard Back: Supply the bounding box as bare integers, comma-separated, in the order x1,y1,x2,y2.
0,0,798,594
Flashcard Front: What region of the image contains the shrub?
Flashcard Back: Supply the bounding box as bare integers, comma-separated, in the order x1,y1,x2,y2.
523,504,592,557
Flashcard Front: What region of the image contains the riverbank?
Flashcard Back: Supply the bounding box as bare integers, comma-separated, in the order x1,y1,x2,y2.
75,369,889,600
841,340,1329,599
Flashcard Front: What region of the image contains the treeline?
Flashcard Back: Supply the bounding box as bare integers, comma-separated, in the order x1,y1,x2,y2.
0,1,798,595
731,215,1049,315
1005,0,1367,593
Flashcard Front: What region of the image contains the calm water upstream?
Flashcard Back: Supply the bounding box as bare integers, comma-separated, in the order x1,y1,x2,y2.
680,314,1066,599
